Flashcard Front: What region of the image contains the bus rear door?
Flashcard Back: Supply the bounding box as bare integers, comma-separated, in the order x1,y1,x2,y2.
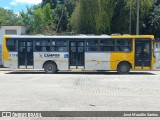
69,41,85,69
135,39,152,69
18,41,33,69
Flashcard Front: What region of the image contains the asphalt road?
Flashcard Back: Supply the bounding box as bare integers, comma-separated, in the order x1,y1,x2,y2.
0,70,160,120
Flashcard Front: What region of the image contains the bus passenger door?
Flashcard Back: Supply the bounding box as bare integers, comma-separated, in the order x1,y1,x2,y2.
69,41,85,69
18,41,33,69
135,40,152,69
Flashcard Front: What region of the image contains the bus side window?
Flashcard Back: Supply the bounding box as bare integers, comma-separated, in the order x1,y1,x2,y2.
35,39,51,52
6,39,16,52
35,40,42,51
99,39,115,52
144,42,150,54
86,39,99,52
115,39,132,52
42,39,51,52
51,41,56,52
55,40,68,52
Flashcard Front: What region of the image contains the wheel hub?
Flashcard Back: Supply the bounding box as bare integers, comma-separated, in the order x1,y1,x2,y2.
121,65,127,72
47,65,53,71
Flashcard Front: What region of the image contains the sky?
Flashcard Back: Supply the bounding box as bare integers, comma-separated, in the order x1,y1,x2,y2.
0,0,42,12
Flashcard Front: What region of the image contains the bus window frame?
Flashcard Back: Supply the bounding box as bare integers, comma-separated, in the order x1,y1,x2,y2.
85,38,133,53
6,38,17,52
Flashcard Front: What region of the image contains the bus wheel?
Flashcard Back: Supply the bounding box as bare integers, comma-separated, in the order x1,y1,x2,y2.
118,62,130,74
44,62,57,74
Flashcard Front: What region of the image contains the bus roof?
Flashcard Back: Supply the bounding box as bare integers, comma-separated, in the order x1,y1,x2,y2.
4,35,154,40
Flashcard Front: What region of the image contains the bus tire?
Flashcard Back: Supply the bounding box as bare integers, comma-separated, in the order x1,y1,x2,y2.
118,62,130,74
44,62,57,74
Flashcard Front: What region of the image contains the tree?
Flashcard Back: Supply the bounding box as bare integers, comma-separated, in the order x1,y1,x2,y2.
18,0,157,35
69,0,115,34
54,1,68,32
42,0,57,9
0,8,23,25
42,0,77,33
68,1,80,33
20,4,54,34
111,0,154,35
111,0,129,34
78,0,98,34
70,0,98,34
144,0,160,38
96,0,115,34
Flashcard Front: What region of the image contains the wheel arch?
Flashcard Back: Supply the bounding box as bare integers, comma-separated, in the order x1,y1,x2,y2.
42,60,57,69
117,61,132,70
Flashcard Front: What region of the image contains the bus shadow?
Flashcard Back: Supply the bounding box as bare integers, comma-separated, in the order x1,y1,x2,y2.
6,71,156,75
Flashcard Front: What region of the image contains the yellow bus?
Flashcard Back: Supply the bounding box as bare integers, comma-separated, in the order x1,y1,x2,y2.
2,35,155,74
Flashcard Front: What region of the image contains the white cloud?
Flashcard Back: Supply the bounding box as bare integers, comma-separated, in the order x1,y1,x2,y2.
15,12,20,16
10,1,17,6
11,0,42,5
4,6,11,10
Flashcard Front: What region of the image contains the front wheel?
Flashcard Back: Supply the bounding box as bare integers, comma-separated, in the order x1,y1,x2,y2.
44,62,57,74
118,62,130,74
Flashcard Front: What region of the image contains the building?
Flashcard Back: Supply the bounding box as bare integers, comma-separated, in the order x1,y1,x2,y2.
0,25,26,65
155,41,160,69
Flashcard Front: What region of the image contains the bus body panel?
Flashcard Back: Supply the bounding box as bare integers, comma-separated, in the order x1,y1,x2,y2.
9,52,18,68
85,53,110,70
3,52,18,69
110,52,134,70
2,35,156,72
34,52,69,70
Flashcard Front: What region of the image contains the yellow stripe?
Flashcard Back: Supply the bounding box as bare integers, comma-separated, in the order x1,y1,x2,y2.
86,60,110,62
3,35,10,61
135,67,151,70
5,60,16,62
143,67,151,70
111,35,154,40
34,60,68,62
135,67,142,70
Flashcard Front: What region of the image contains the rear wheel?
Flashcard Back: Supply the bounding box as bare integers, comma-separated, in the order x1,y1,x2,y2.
118,62,130,74
44,62,57,74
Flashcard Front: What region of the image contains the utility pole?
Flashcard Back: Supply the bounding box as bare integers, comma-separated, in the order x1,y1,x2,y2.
136,0,140,35
129,0,132,35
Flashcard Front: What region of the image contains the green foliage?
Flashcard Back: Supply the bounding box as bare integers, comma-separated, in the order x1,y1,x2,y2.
1,0,157,36
20,3,54,34
111,0,129,34
0,8,23,25
42,0,77,33
144,0,160,38
42,0,57,9
96,0,115,34
69,0,115,34
54,3,68,32
68,1,80,33
79,0,97,34
111,0,154,34
129,0,154,34
43,3,54,27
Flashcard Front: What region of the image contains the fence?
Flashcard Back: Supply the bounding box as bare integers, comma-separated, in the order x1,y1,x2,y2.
155,42,160,69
